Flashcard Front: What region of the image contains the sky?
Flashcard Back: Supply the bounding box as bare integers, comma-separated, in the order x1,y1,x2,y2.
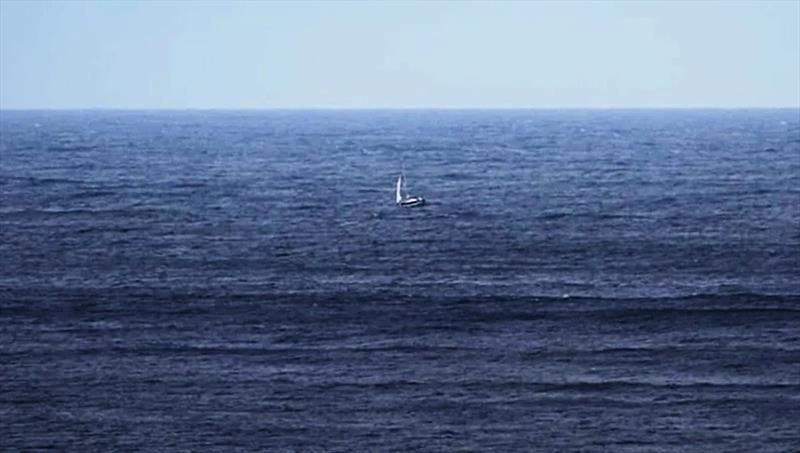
1,0,798,109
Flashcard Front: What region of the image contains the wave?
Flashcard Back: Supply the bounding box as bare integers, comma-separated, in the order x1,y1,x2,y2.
26,176,86,186
46,144,99,152
2,285,798,316
66,189,117,200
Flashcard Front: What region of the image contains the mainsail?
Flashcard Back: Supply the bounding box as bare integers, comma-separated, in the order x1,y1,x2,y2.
395,175,403,204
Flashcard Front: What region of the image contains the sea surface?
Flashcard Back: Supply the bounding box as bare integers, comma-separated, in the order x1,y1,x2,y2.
1,109,799,451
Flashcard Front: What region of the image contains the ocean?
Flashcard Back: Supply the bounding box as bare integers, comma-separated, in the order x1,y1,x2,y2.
1,109,799,451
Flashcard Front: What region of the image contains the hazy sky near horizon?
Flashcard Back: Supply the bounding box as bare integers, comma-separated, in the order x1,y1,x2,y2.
1,0,799,109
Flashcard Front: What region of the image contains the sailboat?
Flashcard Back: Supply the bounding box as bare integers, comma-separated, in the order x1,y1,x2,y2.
395,173,425,207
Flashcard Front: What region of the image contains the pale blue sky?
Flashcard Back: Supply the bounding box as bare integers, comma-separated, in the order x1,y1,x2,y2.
1,0,798,109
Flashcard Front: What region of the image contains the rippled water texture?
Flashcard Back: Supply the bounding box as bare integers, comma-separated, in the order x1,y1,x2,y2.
2,110,799,451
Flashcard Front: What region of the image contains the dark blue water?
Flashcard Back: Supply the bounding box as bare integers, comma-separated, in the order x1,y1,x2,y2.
2,109,799,451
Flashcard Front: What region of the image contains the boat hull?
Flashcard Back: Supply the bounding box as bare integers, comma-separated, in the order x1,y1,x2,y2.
398,197,425,207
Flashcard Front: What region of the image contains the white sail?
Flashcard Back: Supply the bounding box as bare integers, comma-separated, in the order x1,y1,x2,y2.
395,175,403,204
395,172,425,207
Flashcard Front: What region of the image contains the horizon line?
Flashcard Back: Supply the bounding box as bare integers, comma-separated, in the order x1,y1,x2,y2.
1,106,799,112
